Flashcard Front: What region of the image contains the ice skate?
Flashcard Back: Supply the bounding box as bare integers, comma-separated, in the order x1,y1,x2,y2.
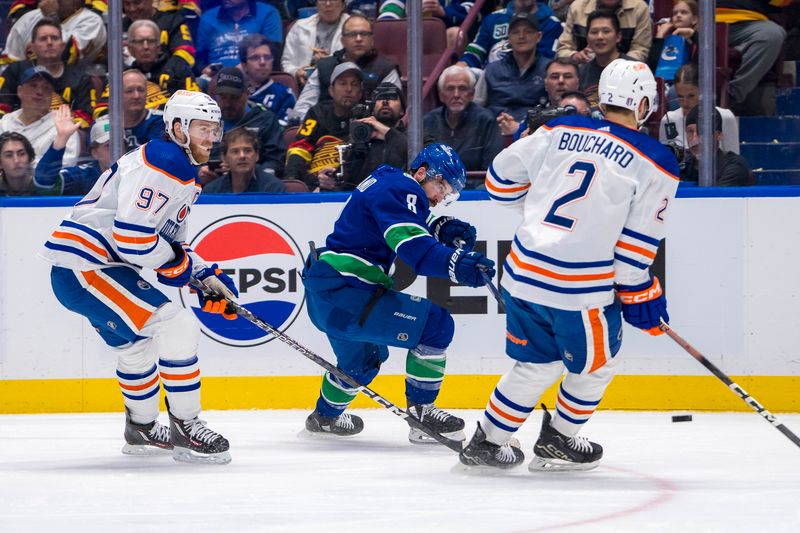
304,411,364,437
121,408,173,456
406,403,465,444
530,404,602,472
168,410,231,465
459,422,524,469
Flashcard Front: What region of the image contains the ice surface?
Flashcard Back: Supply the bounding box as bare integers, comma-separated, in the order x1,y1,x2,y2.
1,409,799,532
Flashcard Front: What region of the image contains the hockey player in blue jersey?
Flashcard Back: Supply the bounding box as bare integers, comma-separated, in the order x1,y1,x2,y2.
302,143,496,444
460,59,680,470
40,91,238,465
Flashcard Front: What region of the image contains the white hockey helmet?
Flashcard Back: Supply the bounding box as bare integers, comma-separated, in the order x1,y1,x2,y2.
163,90,222,164
598,59,657,125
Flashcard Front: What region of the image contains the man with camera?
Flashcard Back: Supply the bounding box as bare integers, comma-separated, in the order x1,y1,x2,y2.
286,64,407,192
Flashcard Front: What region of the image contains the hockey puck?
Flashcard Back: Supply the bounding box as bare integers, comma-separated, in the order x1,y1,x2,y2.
671,415,693,422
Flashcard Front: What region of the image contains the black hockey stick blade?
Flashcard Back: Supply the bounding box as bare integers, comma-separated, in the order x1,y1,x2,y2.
660,321,800,449
189,280,465,452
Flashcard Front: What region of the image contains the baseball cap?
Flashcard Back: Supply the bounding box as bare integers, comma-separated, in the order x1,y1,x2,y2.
90,116,111,145
685,105,722,133
20,65,55,86
215,67,247,95
330,62,363,84
508,12,539,32
371,82,405,109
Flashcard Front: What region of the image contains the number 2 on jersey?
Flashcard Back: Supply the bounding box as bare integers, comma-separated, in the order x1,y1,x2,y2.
543,160,597,231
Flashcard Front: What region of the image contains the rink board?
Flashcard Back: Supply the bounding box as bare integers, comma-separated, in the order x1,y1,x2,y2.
1,189,800,413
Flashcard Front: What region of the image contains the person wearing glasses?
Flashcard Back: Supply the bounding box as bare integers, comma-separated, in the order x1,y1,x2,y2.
240,34,296,126
292,14,401,121
122,0,198,69
127,19,199,97
282,0,350,87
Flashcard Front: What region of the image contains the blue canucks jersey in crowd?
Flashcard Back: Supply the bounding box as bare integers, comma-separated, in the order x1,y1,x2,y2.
125,110,166,151
34,146,102,196
320,165,454,290
249,80,296,126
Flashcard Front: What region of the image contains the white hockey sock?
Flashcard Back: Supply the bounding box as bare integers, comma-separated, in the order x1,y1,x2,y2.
114,339,160,424
551,355,619,437
482,360,563,445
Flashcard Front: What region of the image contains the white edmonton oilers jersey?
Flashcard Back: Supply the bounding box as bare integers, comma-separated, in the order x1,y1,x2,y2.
40,139,205,273
486,115,680,311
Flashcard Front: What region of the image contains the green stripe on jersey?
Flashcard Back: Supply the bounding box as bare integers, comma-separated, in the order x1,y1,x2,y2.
319,251,394,288
384,223,429,252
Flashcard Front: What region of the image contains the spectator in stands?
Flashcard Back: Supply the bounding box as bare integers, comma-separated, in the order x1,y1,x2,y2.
660,64,740,154
0,132,37,196
195,0,282,74
648,0,698,75
557,0,651,63
209,67,286,179
35,111,110,196
578,10,633,106
282,0,350,87
3,0,107,65
123,0,197,69
204,128,287,193
240,34,296,126
292,15,401,121
127,19,199,96
118,70,166,151
379,0,468,48
682,105,752,186
496,57,579,135
424,65,503,174
474,13,548,122
0,18,94,128
559,90,592,115
285,62,363,190
0,67,81,166
458,0,564,69
339,82,409,189
717,0,790,116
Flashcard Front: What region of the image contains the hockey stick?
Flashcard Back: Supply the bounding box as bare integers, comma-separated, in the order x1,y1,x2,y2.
659,321,800,449
189,280,465,452
480,270,505,312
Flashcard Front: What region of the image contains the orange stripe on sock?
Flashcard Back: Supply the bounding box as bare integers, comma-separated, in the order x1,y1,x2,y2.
588,308,607,373
488,399,527,423
118,374,159,391
510,249,614,282
557,395,596,416
52,231,108,258
159,369,200,381
81,271,153,330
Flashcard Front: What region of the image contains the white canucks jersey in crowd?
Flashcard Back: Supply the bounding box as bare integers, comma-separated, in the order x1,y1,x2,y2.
486,115,680,311
40,139,206,273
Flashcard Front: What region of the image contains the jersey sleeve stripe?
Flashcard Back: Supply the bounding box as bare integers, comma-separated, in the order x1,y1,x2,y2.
44,241,105,265
117,236,161,256
113,220,156,234
383,223,429,251
61,220,122,262
504,259,614,295
614,253,650,270
112,232,158,244
487,163,526,186
615,240,656,260
509,249,614,282
488,190,527,203
51,231,109,259
621,227,660,247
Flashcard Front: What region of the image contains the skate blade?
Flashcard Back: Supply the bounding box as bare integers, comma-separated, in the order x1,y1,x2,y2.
451,460,522,475
172,447,231,465
121,443,173,456
408,428,466,446
297,428,361,440
528,455,599,472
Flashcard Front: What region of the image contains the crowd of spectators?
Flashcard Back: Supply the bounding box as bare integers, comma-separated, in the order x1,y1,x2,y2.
0,0,797,196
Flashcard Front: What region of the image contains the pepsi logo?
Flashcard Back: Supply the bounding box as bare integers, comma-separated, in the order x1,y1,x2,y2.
180,215,305,347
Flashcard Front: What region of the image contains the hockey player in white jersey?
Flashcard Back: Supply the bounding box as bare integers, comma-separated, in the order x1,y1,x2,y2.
40,91,236,465
460,59,680,470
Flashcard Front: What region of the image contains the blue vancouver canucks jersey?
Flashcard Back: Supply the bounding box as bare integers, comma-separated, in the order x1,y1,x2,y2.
321,165,453,290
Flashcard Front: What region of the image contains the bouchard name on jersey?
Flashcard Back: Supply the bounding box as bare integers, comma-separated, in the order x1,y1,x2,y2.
486,115,680,311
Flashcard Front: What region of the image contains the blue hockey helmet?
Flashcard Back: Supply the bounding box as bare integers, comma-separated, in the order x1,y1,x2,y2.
410,143,466,205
